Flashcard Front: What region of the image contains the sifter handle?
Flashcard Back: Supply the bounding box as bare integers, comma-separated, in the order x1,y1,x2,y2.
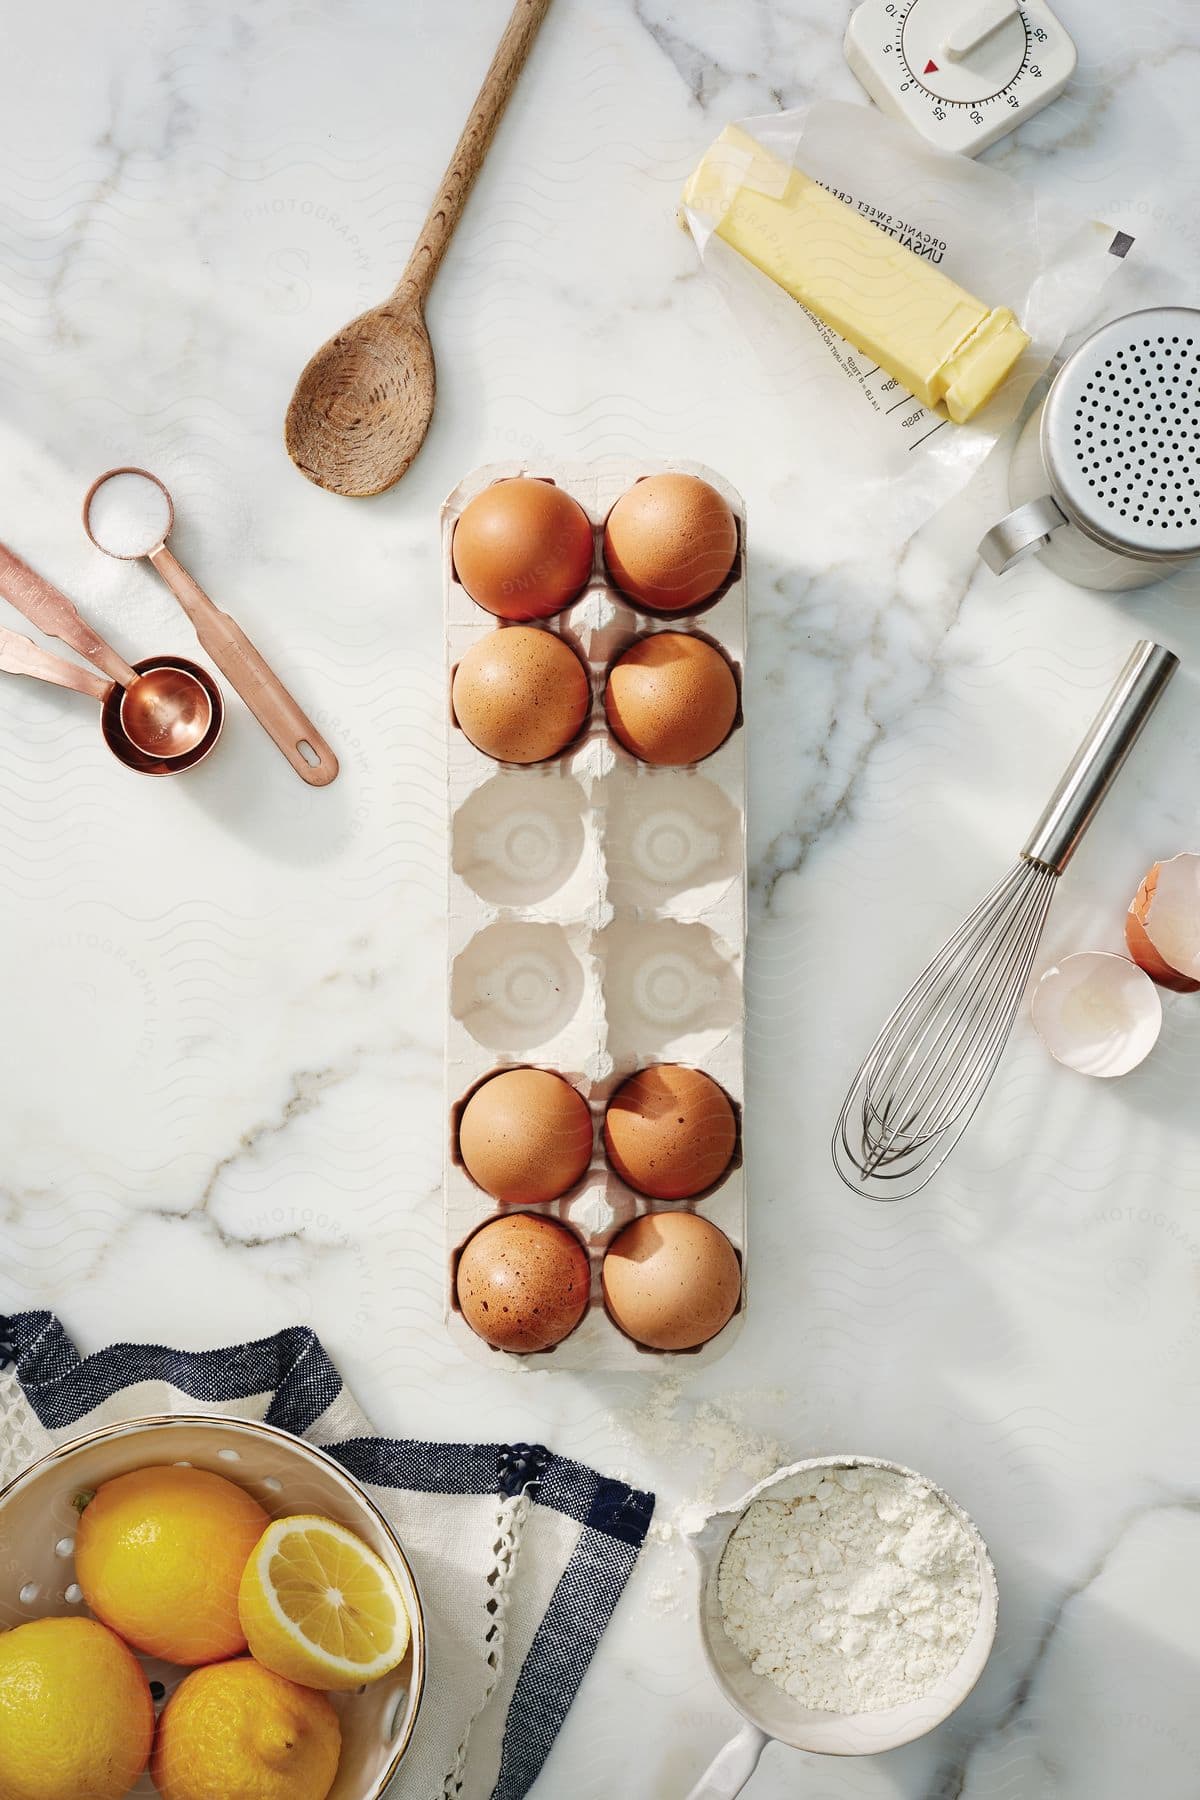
978,495,1069,576
1022,639,1179,873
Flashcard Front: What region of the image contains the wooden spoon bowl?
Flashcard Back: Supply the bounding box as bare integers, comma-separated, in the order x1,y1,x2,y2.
286,302,435,499
285,0,550,497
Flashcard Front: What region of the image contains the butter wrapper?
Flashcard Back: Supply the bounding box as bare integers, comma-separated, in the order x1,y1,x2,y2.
681,99,1129,537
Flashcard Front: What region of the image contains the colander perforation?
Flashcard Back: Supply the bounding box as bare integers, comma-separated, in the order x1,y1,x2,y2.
1046,308,1200,559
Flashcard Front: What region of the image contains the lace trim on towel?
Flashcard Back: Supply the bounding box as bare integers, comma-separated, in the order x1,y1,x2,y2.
442,1486,533,1797
0,1366,40,1488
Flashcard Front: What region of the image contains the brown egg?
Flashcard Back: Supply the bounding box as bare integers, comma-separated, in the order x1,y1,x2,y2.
453,479,595,620
604,474,737,613
605,633,737,765
457,1213,591,1352
604,1065,736,1200
459,1068,594,1204
453,626,589,764
602,1211,741,1351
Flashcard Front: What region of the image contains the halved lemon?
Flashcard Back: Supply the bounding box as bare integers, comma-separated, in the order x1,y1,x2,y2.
238,1515,411,1692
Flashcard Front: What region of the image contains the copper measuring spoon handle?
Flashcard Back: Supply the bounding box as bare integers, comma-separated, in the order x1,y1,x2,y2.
0,625,111,700
147,545,339,787
0,542,139,689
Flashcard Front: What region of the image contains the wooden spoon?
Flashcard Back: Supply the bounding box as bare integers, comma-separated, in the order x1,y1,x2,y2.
285,0,552,498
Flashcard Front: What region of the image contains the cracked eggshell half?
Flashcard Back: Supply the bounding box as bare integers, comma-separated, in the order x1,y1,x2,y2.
1125,854,1200,992
1032,952,1162,1078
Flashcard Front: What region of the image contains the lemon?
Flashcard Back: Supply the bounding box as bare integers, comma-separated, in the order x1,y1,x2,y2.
75,1464,270,1665
238,1515,411,1691
0,1616,154,1800
151,1658,340,1800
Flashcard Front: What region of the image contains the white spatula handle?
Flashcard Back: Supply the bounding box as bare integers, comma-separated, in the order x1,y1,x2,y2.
685,1723,769,1799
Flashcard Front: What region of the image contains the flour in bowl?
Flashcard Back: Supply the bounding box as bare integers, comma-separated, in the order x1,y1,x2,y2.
718,1464,982,1713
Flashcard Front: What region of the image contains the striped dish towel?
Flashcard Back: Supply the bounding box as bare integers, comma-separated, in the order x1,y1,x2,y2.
0,1312,653,1800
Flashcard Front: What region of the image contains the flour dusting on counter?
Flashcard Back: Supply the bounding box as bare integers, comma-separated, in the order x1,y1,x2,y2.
610,1377,785,1614
615,1376,785,1515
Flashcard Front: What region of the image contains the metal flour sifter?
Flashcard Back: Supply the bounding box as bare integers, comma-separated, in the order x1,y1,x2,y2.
979,307,1200,591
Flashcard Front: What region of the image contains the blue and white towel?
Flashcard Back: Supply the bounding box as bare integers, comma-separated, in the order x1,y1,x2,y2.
0,1312,654,1800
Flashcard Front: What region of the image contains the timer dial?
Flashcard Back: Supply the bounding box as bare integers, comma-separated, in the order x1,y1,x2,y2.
845,0,1076,156
903,0,1027,104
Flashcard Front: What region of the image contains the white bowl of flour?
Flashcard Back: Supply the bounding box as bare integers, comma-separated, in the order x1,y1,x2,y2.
683,1455,997,1797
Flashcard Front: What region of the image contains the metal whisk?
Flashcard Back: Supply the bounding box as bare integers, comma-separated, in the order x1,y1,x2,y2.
833,640,1179,1200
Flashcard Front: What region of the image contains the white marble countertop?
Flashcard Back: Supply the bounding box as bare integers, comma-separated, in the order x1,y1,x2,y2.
4,1,1200,1794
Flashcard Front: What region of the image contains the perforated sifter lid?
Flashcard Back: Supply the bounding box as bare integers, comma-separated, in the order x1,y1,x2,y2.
1042,307,1200,562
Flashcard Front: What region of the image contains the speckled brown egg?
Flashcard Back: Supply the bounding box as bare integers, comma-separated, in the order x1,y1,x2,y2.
603,474,737,613
453,626,589,764
459,1068,594,1204
453,478,595,620
604,1065,736,1200
602,1211,741,1351
457,1214,591,1353
605,633,737,765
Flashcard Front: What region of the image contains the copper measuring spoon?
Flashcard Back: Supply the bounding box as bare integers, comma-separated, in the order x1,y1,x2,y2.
83,468,338,787
284,0,551,496
0,541,213,759
0,627,223,773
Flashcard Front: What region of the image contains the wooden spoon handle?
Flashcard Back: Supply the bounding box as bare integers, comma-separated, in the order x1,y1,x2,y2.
394,0,552,306
0,625,111,700
0,541,139,688
148,546,339,787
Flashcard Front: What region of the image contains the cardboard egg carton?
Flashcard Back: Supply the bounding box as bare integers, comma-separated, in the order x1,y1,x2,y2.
442,459,747,1369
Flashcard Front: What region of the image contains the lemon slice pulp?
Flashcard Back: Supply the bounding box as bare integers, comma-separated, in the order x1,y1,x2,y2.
239,1515,411,1691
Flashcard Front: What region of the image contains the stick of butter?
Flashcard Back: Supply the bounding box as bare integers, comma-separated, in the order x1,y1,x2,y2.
681,124,1030,423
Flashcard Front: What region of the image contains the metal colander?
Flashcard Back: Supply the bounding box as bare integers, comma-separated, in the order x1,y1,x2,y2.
1043,306,1200,560
0,1415,426,1800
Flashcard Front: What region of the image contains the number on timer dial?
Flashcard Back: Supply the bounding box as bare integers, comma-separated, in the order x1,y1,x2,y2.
844,0,1076,156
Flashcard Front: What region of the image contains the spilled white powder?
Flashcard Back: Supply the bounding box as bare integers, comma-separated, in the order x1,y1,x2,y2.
718,1465,981,1713
615,1375,784,1510
610,1376,785,1615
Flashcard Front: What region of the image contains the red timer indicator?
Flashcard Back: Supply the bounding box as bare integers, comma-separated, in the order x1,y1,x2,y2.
845,0,1076,156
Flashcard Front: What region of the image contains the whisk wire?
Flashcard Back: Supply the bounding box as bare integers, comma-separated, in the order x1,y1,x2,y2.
837,860,1057,1193
863,866,1027,1146
886,864,1055,1144
895,866,1055,1152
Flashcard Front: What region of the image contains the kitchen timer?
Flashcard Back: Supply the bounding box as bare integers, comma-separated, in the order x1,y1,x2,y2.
845,0,1076,155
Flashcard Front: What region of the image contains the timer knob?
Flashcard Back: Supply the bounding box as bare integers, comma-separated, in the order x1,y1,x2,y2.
902,0,1027,102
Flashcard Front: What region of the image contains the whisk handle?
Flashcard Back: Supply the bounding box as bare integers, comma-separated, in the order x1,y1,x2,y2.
1022,639,1178,872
